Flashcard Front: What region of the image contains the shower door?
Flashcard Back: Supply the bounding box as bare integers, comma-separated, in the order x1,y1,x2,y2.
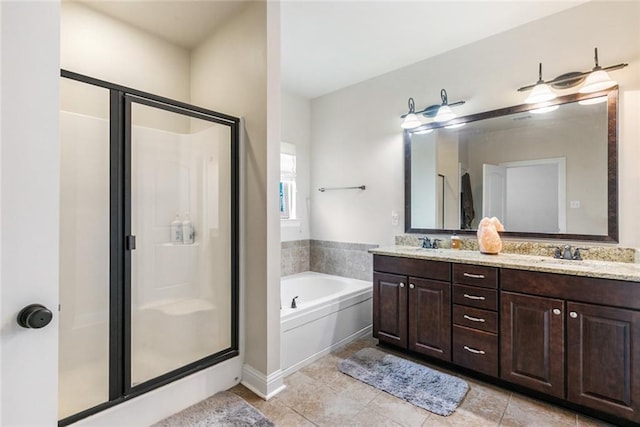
125,96,237,389
59,71,239,425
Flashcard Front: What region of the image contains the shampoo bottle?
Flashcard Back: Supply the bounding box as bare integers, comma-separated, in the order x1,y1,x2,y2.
182,213,194,244
171,214,183,244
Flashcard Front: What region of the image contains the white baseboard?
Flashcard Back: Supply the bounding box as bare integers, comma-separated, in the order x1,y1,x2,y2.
282,324,372,377
241,364,286,400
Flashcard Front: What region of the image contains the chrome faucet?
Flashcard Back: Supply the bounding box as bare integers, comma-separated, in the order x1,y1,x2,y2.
552,244,588,260
418,237,441,249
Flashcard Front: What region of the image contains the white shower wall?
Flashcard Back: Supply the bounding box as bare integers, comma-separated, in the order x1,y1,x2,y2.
59,110,232,415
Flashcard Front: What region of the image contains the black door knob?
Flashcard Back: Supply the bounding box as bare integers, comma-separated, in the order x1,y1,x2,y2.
17,304,53,329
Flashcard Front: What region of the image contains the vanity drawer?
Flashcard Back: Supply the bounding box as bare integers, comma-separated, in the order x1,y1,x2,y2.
453,325,498,377
374,255,451,282
453,264,498,289
453,285,498,311
453,304,498,333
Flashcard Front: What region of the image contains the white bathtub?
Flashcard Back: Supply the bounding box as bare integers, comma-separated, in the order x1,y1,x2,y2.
280,272,373,376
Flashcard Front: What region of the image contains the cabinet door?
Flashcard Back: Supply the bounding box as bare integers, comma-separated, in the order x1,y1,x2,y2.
567,302,640,423
408,277,451,361
373,272,407,348
501,292,565,398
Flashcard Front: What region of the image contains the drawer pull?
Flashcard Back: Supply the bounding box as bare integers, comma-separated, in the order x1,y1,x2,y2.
463,345,485,355
463,272,485,279
463,293,485,301
463,314,485,323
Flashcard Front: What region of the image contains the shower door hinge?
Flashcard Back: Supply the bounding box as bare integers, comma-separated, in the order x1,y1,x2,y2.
126,235,136,251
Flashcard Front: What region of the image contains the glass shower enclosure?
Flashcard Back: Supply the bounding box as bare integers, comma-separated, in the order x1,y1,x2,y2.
58,71,239,424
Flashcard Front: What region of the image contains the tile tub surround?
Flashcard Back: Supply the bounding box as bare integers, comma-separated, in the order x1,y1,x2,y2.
395,234,637,264
281,240,310,276
229,336,612,426
372,245,640,282
310,240,379,281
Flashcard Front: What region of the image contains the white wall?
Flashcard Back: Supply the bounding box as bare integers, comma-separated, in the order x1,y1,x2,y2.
281,90,311,241
61,1,191,102
310,1,640,247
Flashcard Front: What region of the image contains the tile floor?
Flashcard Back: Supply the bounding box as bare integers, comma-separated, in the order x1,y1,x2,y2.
230,336,614,427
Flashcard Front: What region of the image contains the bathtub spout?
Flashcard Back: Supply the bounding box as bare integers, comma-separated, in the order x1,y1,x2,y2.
291,296,299,309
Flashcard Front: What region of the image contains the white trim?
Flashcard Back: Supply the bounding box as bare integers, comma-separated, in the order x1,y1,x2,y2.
241,365,286,400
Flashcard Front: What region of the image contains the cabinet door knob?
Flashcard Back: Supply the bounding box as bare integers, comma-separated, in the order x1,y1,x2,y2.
552,308,561,315
409,283,415,289
399,282,405,288
570,311,578,318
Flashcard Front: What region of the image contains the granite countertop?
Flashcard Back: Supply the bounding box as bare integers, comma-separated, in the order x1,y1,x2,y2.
370,246,640,283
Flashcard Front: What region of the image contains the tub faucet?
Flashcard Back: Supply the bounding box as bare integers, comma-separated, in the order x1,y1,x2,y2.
291,296,299,309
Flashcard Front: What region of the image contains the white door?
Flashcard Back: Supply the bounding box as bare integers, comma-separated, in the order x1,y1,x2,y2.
1,2,60,426
482,164,507,221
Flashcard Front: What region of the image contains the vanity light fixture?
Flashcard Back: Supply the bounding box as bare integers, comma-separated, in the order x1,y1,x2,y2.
524,63,556,104
400,89,465,129
401,98,422,129
434,89,461,122
517,48,627,101
579,48,617,93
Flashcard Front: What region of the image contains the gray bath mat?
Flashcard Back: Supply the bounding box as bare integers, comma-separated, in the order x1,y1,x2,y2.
152,390,274,427
338,348,468,416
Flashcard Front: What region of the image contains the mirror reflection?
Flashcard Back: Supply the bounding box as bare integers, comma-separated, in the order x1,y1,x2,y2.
406,89,616,240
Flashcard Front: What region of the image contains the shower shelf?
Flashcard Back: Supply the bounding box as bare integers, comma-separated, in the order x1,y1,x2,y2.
140,298,215,316
160,242,200,247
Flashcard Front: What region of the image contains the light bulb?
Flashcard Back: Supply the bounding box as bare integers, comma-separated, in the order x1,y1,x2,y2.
401,113,421,129
579,70,616,93
525,83,556,104
434,105,456,122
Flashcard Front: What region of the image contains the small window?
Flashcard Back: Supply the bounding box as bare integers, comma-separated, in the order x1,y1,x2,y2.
280,142,296,219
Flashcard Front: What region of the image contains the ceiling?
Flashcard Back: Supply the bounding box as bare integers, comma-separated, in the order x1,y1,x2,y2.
78,0,586,100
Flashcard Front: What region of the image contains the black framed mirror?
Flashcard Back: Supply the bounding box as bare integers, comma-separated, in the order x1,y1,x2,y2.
404,87,618,242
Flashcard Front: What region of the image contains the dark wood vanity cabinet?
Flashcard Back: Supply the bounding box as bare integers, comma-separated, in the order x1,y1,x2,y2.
372,272,407,348
372,254,640,424
373,256,451,361
502,269,640,423
566,302,640,422
452,264,499,377
500,291,565,398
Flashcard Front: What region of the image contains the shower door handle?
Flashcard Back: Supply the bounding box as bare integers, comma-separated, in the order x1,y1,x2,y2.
126,235,136,250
